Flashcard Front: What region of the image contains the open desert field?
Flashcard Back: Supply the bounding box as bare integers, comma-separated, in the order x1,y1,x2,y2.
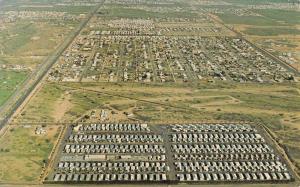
0,0,299,186
0,125,61,183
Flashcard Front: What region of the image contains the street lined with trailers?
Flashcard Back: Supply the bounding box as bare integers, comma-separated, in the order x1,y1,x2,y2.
46,123,294,184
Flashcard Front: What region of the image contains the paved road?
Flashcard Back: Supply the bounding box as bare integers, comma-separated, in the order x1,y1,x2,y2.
0,2,103,130
206,12,300,76
206,13,299,76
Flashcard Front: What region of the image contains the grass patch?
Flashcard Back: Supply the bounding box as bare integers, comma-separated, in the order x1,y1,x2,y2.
244,27,300,36
254,9,300,25
231,92,300,111
18,84,66,122
99,7,198,19
216,13,285,26
1,22,37,55
3,5,92,14
225,0,294,5
0,125,60,182
0,70,28,106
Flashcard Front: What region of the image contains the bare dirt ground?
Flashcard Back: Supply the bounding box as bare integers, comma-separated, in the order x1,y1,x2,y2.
52,91,73,122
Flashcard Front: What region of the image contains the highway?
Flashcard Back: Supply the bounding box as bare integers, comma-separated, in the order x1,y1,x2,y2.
0,2,103,129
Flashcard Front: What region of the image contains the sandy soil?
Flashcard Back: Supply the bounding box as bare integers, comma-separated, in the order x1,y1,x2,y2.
52,91,73,122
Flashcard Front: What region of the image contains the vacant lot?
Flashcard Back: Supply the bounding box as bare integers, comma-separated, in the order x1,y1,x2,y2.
0,70,28,106
244,27,300,36
0,20,76,62
254,9,300,25
215,13,284,26
99,6,198,19
16,81,300,125
2,5,92,14
0,125,60,183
